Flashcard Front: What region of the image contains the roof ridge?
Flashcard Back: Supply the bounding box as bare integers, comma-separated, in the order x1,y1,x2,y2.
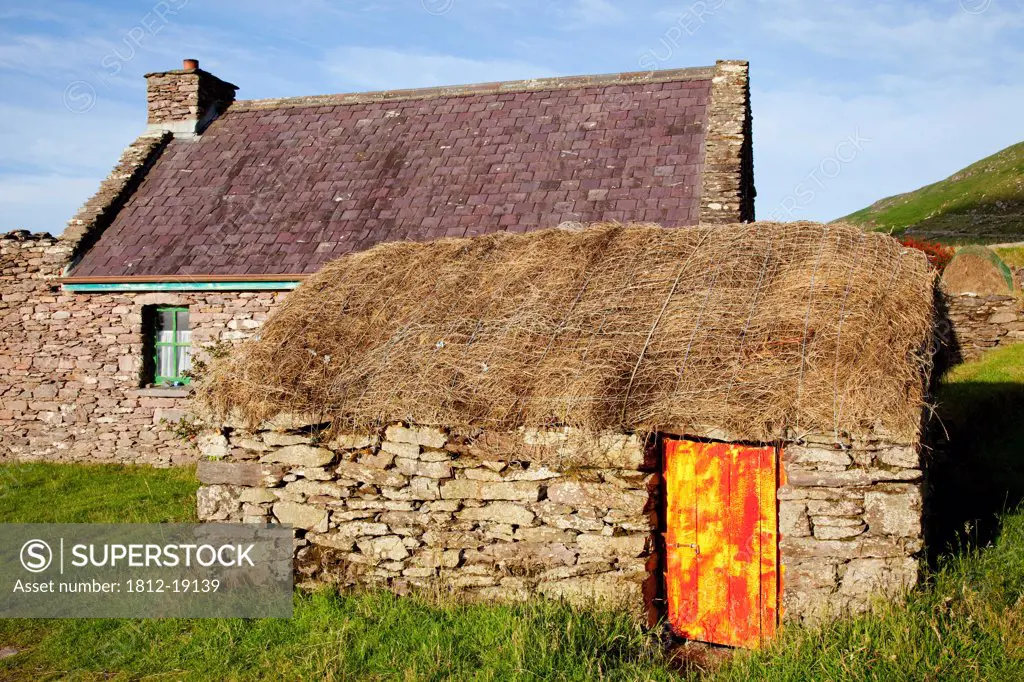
229,65,717,112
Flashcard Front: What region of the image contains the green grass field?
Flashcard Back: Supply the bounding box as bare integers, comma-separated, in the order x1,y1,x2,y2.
994,245,1024,268
1,345,1023,680
840,141,1024,244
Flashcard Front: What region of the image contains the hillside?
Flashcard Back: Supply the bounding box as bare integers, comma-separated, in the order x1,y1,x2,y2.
840,141,1024,244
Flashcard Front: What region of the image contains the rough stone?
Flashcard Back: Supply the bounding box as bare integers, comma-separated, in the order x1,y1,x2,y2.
440,480,541,502
394,457,452,479
457,502,536,526
196,460,261,486
385,424,447,449
838,558,917,601
864,487,922,537
779,501,811,538
273,501,329,531
547,481,647,514
358,535,411,562
380,441,420,458
262,432,311,447
261,445,335,468
576,533,648,558
335,460,408,488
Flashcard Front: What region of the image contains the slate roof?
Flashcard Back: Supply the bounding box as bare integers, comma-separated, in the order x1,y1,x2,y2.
70,67,717,278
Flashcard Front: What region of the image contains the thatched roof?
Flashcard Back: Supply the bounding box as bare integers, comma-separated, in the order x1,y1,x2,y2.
196,222,937,443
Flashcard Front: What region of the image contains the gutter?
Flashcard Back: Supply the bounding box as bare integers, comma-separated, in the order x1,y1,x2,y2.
59,274,306,293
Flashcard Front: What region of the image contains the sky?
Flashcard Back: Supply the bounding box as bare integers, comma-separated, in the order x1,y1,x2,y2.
0,0,1022,233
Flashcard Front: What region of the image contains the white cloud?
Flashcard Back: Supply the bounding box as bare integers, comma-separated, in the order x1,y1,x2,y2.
753,79,1024,221
323,47,558,90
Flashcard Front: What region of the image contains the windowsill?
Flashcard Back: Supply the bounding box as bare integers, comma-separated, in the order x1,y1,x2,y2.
134,386,193,398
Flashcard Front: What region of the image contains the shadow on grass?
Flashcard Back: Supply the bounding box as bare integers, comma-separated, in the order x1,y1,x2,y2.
927,377,1024,561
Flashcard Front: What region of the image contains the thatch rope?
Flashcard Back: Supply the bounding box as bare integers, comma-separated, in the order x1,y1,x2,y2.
194,222,937,442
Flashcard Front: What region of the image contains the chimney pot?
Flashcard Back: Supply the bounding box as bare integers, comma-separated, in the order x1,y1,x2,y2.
183,58,199,70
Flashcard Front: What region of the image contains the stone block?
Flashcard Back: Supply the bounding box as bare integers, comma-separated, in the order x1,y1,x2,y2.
196,461,262,486
514,526,575,544
785,445,853,467
440,480,541,502
536,570,644,608
262,432,311,447
394,457,452,479
329,433,378,450
284,479,348,498
779,500,811,537
457,502,536,526
335,460,408,488
358,536,411,562
239,488,279,504
273,501,329,532
780,536,922,560
385,424,447,448
335,521,390,538
576,533,648,558
875,446,918,469
547,481,647,514
197,432,229,459
196,485,240,521
260,445,335,468
785,468,921,488
838,557,917,601
806,500,863,517
381,440,420,458
864,487,922,538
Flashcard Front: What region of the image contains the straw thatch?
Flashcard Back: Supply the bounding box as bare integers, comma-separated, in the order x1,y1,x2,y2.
195,222,937,443
941,245,1015,295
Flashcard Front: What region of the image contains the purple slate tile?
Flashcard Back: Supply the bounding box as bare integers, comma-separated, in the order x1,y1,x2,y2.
71,76,712,277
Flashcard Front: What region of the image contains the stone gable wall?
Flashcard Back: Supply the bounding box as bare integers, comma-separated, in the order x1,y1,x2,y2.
946,293,1024,361
1,231,285,465
699,60,755,224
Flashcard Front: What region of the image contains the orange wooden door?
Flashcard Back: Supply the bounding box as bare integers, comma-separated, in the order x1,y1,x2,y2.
664,440,778,649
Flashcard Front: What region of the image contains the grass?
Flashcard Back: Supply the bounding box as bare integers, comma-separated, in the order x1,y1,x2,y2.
0,462,199,523
994,246,1024,268
1,345,1023,679
840,141,1024,244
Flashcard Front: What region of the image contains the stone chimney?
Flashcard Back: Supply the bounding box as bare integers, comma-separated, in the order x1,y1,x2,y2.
144,58,238,138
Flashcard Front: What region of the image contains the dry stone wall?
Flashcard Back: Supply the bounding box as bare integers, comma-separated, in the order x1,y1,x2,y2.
1,231,285,465
778,437,923,623
946,293,1024,361
196,422,660,614
196,418,925,623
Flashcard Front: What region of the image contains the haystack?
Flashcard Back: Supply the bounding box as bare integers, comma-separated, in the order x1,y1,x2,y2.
941,245,1015,295
195,222,937,443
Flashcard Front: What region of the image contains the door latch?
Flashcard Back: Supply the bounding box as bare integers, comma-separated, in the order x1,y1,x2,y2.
666,542,700,555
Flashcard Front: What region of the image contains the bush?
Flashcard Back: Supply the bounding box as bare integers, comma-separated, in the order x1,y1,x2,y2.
899,237,955,273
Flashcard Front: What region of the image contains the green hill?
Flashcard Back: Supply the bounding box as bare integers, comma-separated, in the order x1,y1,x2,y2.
840,141,1024,244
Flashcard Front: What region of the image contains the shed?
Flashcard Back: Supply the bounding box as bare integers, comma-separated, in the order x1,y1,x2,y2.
193,220,939,649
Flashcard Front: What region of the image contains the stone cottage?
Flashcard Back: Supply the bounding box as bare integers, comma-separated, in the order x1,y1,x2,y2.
1,58,753,466
192,221,939,648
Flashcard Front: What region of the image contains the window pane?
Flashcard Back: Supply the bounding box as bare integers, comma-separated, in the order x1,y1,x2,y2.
156,310,176,343
176,310,190,332
156,309,175,332
178,329,192,345
157,345,176,381
177,346,192,375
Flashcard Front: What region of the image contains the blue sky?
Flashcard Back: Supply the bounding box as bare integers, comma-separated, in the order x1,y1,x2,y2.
1,0,1022,232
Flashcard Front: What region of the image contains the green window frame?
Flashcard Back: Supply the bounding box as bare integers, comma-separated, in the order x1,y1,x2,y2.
153,306,192,386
